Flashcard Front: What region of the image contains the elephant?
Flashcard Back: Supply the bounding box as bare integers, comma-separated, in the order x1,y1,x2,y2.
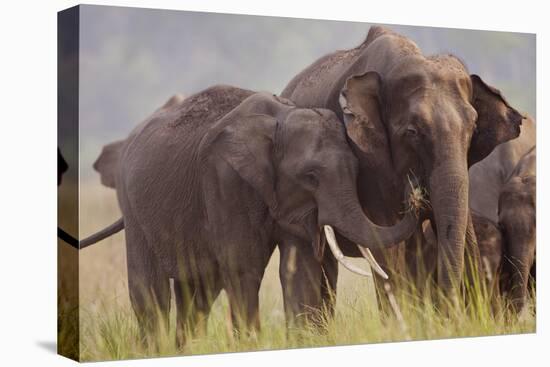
280,25,524,310
498,146,536,313
467,115,535,313
419,116,535,296
426,146,536,313
84,84,422,344
469,115,535,224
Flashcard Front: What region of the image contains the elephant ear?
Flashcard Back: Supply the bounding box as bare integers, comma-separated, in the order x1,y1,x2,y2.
209,112,279,212
339,71,388,164
468,74,523,165
159,93,185,111
93,140,125,189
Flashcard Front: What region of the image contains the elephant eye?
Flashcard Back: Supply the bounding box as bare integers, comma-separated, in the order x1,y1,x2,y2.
406,126,418,137
303,170,319,188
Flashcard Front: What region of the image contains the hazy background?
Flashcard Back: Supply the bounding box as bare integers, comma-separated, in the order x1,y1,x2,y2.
77,4,535,180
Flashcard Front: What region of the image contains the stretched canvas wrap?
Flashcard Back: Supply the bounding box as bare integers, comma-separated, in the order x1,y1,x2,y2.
58,4,536,362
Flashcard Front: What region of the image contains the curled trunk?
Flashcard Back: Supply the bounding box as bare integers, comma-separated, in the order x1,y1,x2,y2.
317,183,422,279
322,197,419,251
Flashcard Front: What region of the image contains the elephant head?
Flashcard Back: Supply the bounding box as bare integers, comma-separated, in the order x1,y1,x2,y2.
201,93,421,272
339,51,523,293
498,147,536,313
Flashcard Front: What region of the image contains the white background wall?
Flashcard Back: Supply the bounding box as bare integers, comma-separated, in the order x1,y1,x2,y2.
0,0,547,366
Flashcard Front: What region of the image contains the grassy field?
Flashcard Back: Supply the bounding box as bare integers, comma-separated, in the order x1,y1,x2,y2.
63,182,535,362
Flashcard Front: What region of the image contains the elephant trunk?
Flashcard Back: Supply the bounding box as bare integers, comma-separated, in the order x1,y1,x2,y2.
319,187,419,250
429,160,470,298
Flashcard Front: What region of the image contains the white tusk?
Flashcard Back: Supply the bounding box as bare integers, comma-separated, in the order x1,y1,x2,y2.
323,226,372,277
357,246,389,280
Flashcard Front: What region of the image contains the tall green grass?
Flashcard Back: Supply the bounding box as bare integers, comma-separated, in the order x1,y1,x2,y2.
70,183,535,362
77,269,535,362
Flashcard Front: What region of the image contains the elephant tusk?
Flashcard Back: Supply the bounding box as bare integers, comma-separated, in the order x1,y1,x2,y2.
323,225,372,277
356,246,389,280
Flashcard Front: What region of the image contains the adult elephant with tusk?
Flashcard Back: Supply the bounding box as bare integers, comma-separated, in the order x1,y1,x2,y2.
281,25,524,311
82,85,422,344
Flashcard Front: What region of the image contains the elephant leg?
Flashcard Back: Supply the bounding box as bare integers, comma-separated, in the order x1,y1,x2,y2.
174,276,221,348
208,225,272,335
174,279,193,348
125,222,171,345
529,261,536,313
506,234,536,313
320,249,338,318
279,241,323,327
224,270,263,335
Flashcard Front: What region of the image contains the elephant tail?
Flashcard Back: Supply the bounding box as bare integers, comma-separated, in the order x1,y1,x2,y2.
79,218,125,249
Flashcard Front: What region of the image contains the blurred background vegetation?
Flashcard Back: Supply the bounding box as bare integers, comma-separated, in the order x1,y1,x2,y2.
76,5,535,180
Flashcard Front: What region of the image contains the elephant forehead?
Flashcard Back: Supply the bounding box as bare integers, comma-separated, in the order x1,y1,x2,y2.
390,89,460,120
387,82,475,129
391,53,468,75
284,111,347,143
388,56,470,96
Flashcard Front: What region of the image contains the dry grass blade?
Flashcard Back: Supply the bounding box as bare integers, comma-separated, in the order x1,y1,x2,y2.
405,173,430,214
384,282,411,341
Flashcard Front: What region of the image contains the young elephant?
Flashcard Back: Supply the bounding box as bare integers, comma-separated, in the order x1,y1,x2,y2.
498,146,536,313
472,214,503,286
86,85,420,345
428,146,536,314
425,147,536,313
